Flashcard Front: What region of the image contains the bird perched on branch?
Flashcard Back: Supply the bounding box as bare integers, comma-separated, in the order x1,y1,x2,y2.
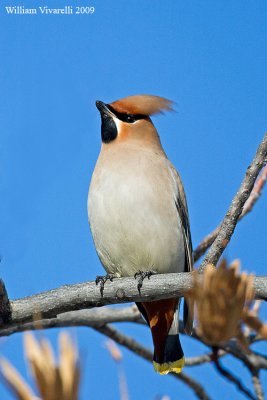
88,94,194,374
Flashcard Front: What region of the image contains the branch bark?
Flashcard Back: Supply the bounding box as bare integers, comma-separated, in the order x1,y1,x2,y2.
251,371,264,400
0,306,144,337
4,274,266,328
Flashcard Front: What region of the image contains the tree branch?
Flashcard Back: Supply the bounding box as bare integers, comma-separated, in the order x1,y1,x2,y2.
213,350,257,400
241,164,267,218
184,350,226,366
220,342,267,371
251,370,264,400
3,274,266,328
0,306,144,337
195,135,267,265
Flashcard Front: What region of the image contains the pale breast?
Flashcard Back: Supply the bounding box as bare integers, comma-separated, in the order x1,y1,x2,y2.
88,145,185,277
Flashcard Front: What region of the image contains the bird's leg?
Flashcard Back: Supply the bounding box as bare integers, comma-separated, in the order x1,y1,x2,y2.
95,274,115,297
134,270,156,295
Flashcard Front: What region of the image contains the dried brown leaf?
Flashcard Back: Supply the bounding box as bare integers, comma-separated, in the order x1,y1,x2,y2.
0,357,37,400
187,260,255,345
25,332,79,400
59,332,80,400
1,332,81,400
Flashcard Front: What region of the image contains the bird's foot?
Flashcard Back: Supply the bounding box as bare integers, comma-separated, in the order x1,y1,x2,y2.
134,270,156,294
95,274,115,297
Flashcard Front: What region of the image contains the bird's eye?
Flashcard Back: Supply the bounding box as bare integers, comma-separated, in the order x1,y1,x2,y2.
126,115,136,123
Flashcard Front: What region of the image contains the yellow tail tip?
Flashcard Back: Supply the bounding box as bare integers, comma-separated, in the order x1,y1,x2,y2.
153,357,185,375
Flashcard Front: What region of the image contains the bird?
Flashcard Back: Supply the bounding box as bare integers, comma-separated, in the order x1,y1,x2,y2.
87,94,194,374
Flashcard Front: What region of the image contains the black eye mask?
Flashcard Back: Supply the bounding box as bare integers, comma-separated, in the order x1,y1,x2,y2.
107,105,146,124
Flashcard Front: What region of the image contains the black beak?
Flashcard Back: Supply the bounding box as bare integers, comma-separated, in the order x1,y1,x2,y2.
96,100,118,143
95,100,111,116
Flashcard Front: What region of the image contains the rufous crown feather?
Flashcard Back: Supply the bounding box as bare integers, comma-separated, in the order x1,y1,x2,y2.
109,95,174,116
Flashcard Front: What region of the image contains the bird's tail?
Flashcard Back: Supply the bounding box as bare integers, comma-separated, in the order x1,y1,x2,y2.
136,299,184,375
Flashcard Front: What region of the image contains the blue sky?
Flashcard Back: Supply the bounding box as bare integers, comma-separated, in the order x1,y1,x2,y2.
0,1,266,399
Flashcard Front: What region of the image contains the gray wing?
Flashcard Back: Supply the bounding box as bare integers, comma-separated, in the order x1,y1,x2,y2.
168,162,194,335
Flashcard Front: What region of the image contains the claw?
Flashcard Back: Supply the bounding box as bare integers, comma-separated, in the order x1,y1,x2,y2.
95,274,114,297
134,270,156,294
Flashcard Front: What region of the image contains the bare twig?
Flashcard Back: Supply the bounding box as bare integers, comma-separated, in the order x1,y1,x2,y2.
220,341,267,371
241,164,267,217
194,150,267,263
94,324,212,400
95,324,153,362
193,227,220,263
213,349,257,400
251,370,264,400
184,350,226,366
0,306,145,337
199,132,267,271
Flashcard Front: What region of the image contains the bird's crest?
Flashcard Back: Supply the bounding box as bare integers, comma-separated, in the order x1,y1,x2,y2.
109,95,173,116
